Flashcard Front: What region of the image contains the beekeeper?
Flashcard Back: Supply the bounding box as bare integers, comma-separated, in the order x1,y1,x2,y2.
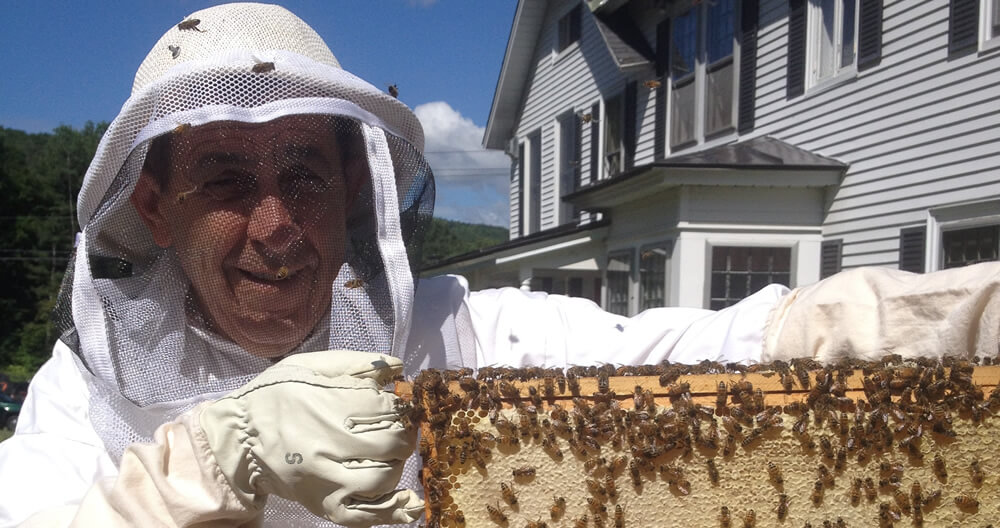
2,3,999,528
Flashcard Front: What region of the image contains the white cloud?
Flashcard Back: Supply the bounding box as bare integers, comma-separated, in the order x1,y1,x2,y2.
414,101,510,227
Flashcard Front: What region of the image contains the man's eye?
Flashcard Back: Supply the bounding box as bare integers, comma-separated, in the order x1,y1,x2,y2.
283,167,331,195
202,172,251,200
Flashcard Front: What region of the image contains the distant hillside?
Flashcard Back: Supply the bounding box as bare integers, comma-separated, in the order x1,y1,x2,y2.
421,218,508,269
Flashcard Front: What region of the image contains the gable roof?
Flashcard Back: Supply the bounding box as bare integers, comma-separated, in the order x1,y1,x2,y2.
483,0,547,150
483,0,654,150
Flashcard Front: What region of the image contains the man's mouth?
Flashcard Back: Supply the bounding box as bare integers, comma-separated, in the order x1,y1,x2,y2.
242,267,299,282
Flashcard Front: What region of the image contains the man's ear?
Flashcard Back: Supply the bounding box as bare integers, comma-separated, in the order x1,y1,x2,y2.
131,170,173,248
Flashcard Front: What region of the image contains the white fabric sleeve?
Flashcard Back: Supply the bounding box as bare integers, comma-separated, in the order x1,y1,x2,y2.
465,281,789,368
0,342,116,528
763,261,1000,364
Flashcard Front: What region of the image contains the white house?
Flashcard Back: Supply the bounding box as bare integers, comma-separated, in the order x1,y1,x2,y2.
423,0,1000,315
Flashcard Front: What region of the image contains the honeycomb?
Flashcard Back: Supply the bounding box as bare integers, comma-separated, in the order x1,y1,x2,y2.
398,358,1000,528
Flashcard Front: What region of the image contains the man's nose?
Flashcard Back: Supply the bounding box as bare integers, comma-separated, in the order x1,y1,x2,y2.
247,195,303,256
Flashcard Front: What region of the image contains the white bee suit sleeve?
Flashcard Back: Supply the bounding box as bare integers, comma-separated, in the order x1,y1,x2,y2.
762,261,1000,364
0,342,117,528
451,277,789,369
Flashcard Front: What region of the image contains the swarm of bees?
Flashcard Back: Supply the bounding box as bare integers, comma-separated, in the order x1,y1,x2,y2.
407,354,999,527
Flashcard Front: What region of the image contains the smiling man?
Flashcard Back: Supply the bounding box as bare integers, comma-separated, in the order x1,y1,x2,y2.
1,3,999,528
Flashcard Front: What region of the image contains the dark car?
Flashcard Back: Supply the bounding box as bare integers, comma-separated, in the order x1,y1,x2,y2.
0,392,20,430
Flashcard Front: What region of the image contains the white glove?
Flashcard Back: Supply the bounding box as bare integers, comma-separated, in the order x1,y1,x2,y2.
199,350,423,527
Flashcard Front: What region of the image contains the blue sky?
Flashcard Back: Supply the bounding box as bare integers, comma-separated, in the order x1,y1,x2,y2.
0,0,517,227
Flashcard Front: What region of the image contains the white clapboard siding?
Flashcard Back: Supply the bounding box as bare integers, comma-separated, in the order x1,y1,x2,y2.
509,0,622,237
749,0,1000,269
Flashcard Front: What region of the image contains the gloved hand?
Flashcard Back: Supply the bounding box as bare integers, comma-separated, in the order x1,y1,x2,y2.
198,350,423,527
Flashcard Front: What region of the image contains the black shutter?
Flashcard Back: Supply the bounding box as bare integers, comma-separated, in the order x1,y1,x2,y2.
948,0,980,54
656,18,671,77
738,0,759,133
820,239,843,279
857,0,883,70
624,81,637,171
573,113,582,190
655,18,670,159
786,0,807,99
518,142,525,237
899,226,927,273
589,102,601,183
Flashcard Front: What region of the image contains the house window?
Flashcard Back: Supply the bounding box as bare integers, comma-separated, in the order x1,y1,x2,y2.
606,251,633,316
640,244,671,310
808,0,858,87
527,131,541,234
985,0,1000,45
603,94,624,178
709,246,791,310
558,4,582,52
558,112,580,224
668,0,738,149
942,224,999,269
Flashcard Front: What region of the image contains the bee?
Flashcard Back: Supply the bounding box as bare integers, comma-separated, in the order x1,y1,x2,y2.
498,434,520,447
933,454,947,480
567,372,581,395
486,501,508,524
614,505,625,528
629,459,642,487
819,435,834,458
512,466,536,479
604,473,618,499
775,493,789,520
666,382,690,398
849,477,862,505
550,496,566,519
864,477,878,501
500,482,518,505
910,481,923,508
674,478,691,495
597,372,610,393
879,502,901,522
594,514,606,528
970,458,984,487
722,433,737,457
879,461,904,476
573,515,589,528
251,62,276,73
893,487,911,514
719,506,732,528
586,497,606,515
707,459,720,485
811,480,824,505
742,509,756,528
954,493,979,510
177,18,205,31
387,84,399,98
586,477,606,497
344,278,364,289
643,79,662,89
716,381,728,409
834,447,847,471
817,464,834,486
721,415,744,434
767,461,783,486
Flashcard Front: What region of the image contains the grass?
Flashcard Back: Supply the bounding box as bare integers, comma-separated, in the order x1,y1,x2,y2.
0,428,12,443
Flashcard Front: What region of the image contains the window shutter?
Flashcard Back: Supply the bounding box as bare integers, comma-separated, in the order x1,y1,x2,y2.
655,18,670,160
624,81,637,171
786,0,807,99
573,113,582,190
948,0,980,54
518,142,525,237
820,239,842,279
899,226,927,273
738,0,759,133
857,0,883,70
589,102,601,182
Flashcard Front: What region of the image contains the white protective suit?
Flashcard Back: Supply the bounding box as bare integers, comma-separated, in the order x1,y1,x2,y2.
2,3,999,527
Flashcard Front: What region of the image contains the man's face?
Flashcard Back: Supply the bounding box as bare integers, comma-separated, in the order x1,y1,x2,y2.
134,116,354,357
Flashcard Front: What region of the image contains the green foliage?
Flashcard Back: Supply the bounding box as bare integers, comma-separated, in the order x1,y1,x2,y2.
0,123,108,380
420,217,508,268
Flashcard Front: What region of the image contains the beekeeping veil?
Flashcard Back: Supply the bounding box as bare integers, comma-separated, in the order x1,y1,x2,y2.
51,3,433,525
